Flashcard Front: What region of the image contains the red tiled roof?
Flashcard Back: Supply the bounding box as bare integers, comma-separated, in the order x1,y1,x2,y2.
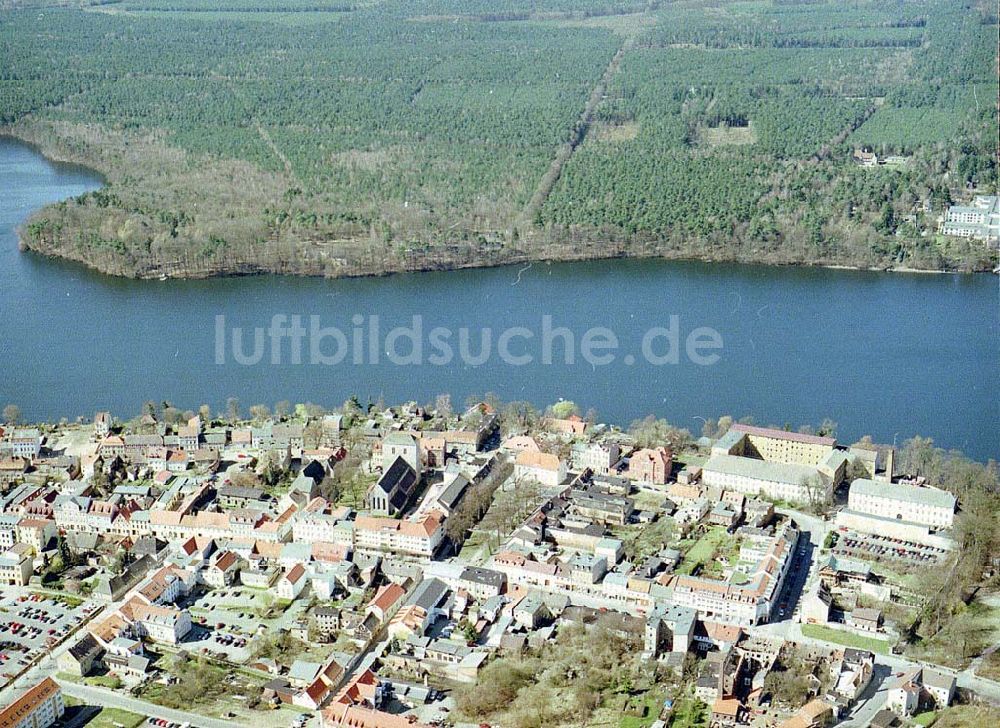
284,563,306,584
732,423,835,446
323,705,432,728
369,583,405,614
0,677,60,726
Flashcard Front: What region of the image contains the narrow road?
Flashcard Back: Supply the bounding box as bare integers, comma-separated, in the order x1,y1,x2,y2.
57,679,237,728
517,37,632,230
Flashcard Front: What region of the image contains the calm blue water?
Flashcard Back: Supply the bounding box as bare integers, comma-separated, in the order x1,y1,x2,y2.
1,136,997,460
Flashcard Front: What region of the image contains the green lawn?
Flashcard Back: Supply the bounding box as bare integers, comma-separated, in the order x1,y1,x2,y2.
913,711,938,727
62,699,146,728
667,697,708,728
801,624,894,655
618,693,665,728
677,528,734,576
84,675,123,689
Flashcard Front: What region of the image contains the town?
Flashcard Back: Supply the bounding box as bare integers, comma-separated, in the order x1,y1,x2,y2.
0,398,996,728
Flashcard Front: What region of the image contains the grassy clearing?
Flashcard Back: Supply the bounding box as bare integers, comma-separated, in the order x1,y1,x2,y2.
83,707,146,728
673,451,708,469
665,696,708,728
139,654,265,713
912,711,938,727
801,624,894,655
698,123,758,147
63,698,146,728
617,692,665,727
84,675,122,689
591,120,641,143
615,518,674,562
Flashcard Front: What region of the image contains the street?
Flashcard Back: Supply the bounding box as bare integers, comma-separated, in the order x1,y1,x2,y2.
57,680,236,728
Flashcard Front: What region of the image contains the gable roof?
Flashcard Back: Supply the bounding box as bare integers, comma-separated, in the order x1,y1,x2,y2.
850,478,956,510
0,677,60,725
284,563,307,585
373,457,418,510
515,450,561,471
369,583,406,614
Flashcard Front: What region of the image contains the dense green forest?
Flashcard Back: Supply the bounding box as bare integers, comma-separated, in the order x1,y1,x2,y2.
0,0,996,277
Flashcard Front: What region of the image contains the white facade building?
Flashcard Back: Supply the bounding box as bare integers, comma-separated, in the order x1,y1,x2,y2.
847,479,955,529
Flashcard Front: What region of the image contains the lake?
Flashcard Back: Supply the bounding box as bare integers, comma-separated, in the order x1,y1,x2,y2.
1,136,997,460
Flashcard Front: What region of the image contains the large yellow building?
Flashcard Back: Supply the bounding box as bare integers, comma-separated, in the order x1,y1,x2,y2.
705,424,845,504
713,424,836,466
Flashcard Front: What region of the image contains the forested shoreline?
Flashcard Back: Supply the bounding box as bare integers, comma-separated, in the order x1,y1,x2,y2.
3,0,997,279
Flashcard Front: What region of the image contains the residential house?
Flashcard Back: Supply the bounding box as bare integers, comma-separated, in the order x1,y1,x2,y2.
514,450,566,487
457,566,505,600
313,607,342,638
777,699,833,728
571,442,620,475
367,583,407,624
886,671,921,716
277,563,309,600
0,457,29,487
848,607,882,633
202,551,240,588
627,447,672,485
57,634,103,677
922,669,956,708
216,485,268,509
513,593,552,629
127,601,192,645
710,697,745,727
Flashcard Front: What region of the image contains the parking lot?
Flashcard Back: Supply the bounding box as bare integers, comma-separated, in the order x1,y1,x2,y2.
834,529,948,564
180,621,252,663
0,591,97,686
143,718,191,728
179,587,309,664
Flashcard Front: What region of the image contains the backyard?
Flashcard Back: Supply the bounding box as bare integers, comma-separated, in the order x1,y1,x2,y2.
676,527,739,577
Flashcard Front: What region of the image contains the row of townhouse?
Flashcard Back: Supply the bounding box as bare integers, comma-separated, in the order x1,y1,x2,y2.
291,497,354,544
50,488,443,561
490,550,657,614
97,419,308,462
0,513,55,552
352,512,444,558
53,498,294,544
0,677,64,728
